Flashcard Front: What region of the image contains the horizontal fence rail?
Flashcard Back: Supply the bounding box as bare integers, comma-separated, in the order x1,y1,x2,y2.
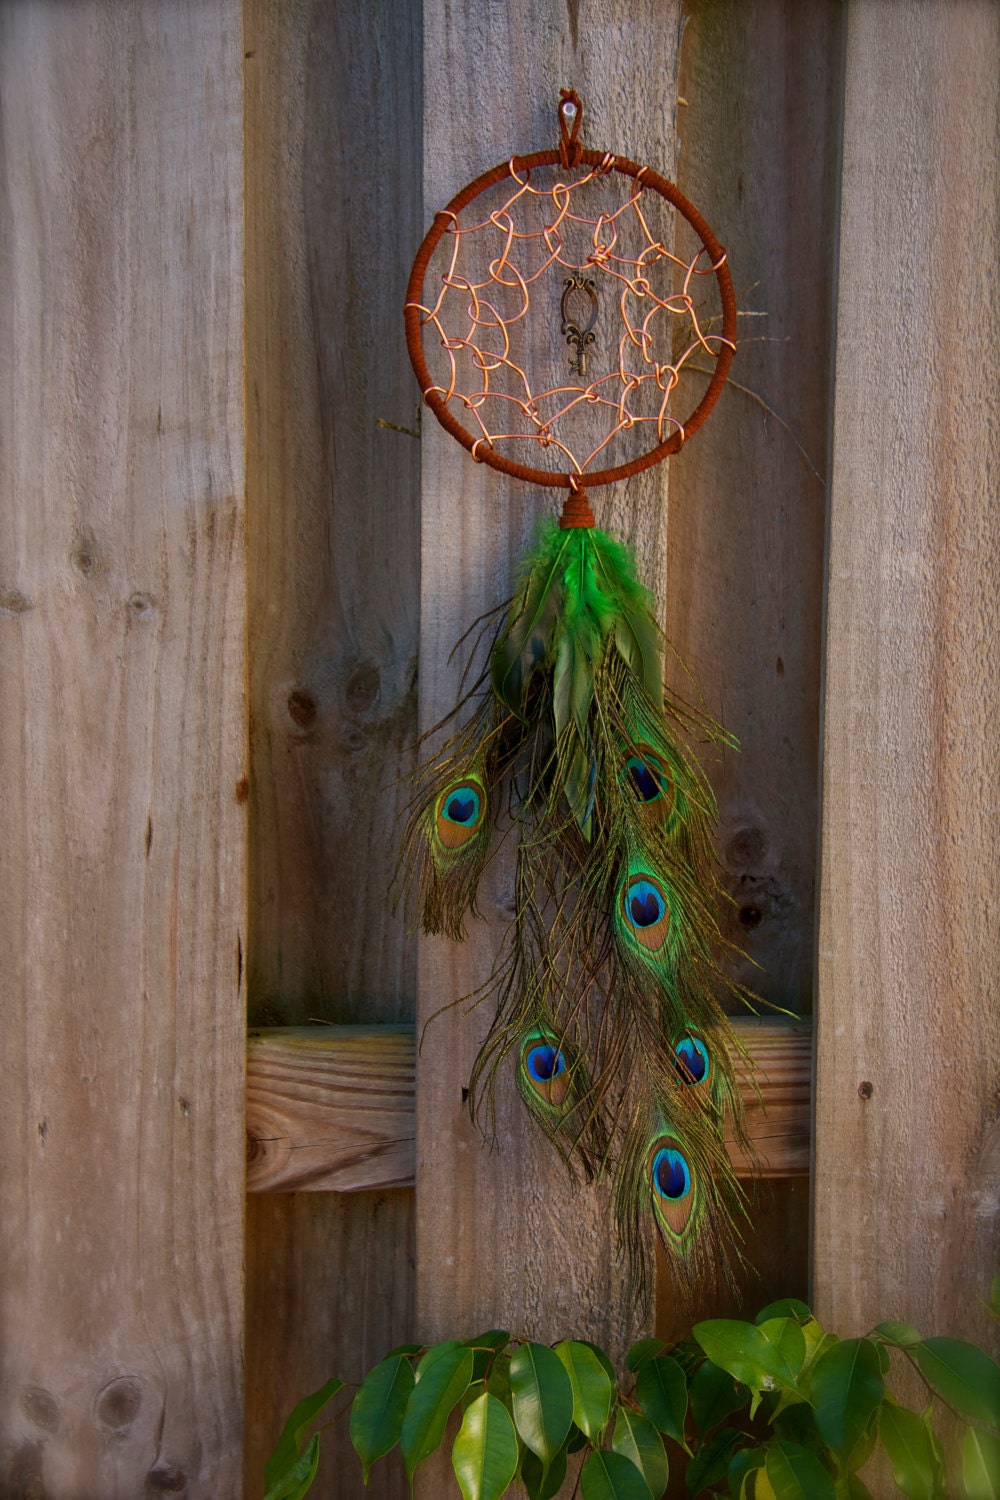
246,1018,812,1194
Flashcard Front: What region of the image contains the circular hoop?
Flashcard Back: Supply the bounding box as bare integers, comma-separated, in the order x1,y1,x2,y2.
405,147,736,491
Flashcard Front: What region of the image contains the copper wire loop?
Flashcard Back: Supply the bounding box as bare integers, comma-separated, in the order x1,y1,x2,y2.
404,96,736,493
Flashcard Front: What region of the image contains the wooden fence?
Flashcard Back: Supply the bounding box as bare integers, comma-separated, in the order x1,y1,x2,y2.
0,2,996,1497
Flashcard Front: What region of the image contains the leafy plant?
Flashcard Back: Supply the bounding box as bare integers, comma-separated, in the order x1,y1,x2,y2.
263,1298,1000,1499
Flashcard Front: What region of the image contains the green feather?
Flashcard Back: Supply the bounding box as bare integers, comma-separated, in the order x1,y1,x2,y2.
397,512,757,1303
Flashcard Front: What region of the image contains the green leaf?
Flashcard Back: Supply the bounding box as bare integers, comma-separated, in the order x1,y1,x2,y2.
754,1470,778,1500
401,1346,474,1481
800,1330,840,1378
772,1399,824,1453
635,1354,689,1448
989,1274,1000,1321
879,1401,937,1500
417,1340,464,1374
581,1448,655,1500
871,1322,924,1349
509,1342,574,1466
264,1377,343,1491
693,1320,803,1392
350,1355,414,1483
262,1433,321,1500
756,1320,808,1384
914,1339,1000,1428
727,1446,765,1499
520,1445,568,1500
755,1301,813,1326
963,1425,1000,1499
580,1340,618,1383
466,1330,511,1350
451,1392,519,1500
628,1338,668,1373
763,1439,836,1500
485,1355,512,1408
684,1425,742,1495
465,1331,510,1382
843,1407,880,1475
612,1406,669,1497
555,1341,614,1440
804,1338,884,1461
689,1358,748,1436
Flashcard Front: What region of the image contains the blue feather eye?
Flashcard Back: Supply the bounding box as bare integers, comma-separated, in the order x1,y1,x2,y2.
674,1034,710,1086
624,746,674,818
651,1146,691,1201
435,778,485,850
620,874,670,951
519,1027,572,1109
526,1043,566,1083
647,1134,700,1246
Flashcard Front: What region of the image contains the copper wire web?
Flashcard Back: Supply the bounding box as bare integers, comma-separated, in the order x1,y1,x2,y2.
405,93,736,494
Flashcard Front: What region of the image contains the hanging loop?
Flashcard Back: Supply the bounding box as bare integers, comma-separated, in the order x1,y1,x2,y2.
558,88,584,169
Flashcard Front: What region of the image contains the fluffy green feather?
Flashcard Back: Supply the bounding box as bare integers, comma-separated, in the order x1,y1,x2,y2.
397,514,755,1304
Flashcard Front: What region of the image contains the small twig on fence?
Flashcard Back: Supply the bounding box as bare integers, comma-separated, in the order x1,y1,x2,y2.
376,405,422,439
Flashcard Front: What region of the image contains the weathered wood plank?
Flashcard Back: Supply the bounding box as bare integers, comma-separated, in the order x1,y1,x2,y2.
0,4,246,1494
246,1026,415,1193
672,0,839,1009
417,3,685,1398
814,0,1000,1355
242,1,421,1496
245,1020,811,1192
654,0,843,1341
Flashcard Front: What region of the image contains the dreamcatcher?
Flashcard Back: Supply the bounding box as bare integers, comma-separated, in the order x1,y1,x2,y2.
400,91,750,1302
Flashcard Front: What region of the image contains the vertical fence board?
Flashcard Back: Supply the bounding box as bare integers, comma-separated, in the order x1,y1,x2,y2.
815,0,1000,1350
0,4,246,1495
416,1,683,1394
657,0,842,1337
242,1,421,1495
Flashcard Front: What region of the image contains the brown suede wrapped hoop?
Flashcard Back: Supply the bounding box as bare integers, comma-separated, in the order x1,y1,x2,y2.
404,127,736,493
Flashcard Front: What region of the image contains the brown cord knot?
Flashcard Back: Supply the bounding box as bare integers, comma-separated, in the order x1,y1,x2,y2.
558,89,584,170
559,482,595,528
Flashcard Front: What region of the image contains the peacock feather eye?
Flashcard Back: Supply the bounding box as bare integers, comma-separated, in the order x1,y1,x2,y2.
435,777,485,850
519,1028,571,1108
651,1145,691,1201
620,873,671,952
674,1034,710,1086
624,745,674,818
648,1136,698,1242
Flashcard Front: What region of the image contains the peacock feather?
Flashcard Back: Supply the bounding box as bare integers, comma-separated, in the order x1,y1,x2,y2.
398,511,756,1303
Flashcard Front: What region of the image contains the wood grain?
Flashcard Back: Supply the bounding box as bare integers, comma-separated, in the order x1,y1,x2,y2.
242,2,421,1496
655,0,844,1340
417,4,685,1404
671,0,841,1021
814,0,1000,1357
245,1020,811,1191
246,1026,415,1193
0,4,246,1494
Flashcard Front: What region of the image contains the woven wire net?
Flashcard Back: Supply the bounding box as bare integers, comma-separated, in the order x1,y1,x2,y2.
412,160,728,480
